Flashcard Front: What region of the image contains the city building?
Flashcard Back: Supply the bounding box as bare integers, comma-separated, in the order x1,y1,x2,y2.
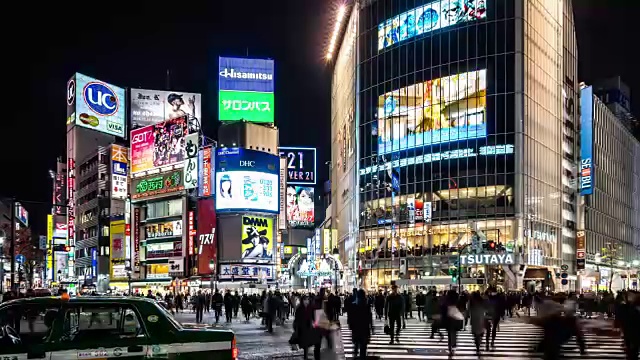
330,0,581,291
578,84,640,291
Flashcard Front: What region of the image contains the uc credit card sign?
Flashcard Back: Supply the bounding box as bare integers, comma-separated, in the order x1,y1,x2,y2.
579,86,594,196
73,73,126,137
219,57,275,123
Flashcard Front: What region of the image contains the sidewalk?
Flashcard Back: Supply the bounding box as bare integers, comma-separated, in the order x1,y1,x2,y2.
174,312,344,359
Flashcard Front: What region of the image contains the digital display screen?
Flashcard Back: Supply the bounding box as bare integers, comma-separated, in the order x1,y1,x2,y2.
580,86,594,196
130,88,202,131
378,0,487,51
216,171,279,213
377,69,487,154
286,186,314,228
279,147,316,185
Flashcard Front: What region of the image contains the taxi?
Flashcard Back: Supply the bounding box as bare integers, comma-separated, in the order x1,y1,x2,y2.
0,296,238,359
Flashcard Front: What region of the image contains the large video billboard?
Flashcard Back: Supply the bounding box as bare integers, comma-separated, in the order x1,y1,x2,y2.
68,73,126,137
377,69,487,154
130,89,202,131
378,0,486,51
197,198,217,275
580,86,594,196
279,147,317,185
130,116,188,174
218,57,275,123
241,215,273,260
286,186,315,228
215,148,279,213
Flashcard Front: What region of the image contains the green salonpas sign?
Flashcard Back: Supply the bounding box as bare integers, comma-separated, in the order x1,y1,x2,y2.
132,170,184,200
219,90,274,123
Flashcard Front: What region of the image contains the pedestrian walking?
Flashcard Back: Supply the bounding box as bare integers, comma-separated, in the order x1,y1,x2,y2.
348,289,374,359
384,283,404,344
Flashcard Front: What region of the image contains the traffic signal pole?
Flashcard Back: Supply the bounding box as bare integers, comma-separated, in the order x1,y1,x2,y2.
457,243,472,289
10,199,16,291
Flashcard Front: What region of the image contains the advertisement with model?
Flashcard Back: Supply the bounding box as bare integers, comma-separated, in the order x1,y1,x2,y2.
286,186,314,228
241,215,273,260
218,56,275,123
197,198,217,275
215,148,279,213
130,116,188,174
67,73,126,137
130,88,202,131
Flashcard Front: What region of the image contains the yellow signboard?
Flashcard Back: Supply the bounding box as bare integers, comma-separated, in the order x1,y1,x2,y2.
323,228,331,254
47,214,53,241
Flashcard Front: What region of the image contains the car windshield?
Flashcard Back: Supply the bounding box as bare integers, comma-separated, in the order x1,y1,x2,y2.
154,301,182,330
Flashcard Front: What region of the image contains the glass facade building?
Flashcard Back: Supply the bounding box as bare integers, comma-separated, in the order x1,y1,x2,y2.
331,0,580,290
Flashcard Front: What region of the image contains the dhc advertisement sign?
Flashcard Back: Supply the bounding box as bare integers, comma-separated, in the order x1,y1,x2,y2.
580,86,594,196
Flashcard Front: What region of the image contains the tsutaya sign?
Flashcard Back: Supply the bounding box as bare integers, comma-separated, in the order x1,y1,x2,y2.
460,253,515,265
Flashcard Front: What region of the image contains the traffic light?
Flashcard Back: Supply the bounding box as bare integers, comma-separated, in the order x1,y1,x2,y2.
487,240,496,251
448,267,458,282
52,245,71,252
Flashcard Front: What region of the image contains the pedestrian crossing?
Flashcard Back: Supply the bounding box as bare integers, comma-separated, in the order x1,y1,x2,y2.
339,318,627,359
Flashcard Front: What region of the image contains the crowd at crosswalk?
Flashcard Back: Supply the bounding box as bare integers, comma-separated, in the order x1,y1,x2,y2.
339,317,627,359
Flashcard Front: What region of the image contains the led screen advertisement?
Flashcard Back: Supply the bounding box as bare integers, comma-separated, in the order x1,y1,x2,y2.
197,198,217,275
131,170,184,200
218,56,275,123
377,69,487,154
215,148,279,213
130,89,202,130
377,0,486,51
580,86,594,196
145,220,183,239
286,186,314,228
279,147,317,185
67,73,126,137
130,116,188,174
241,215,274,260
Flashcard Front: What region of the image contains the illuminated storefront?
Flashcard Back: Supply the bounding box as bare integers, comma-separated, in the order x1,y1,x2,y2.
331,0,578,290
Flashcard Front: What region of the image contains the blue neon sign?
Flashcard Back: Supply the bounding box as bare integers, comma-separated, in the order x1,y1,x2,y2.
579,86,594,196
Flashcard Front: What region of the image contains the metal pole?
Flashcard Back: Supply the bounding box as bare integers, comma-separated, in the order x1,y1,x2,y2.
10,199,16,291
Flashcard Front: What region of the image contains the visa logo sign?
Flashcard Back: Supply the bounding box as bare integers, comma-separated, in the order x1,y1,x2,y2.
113,161,127,176
83,81,119,116
107,121,123,133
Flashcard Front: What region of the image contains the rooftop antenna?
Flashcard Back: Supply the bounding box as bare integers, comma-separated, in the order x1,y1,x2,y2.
246,48,249,57
166,69,171,90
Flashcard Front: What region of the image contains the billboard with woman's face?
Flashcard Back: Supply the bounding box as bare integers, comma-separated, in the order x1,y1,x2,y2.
286,186,314,228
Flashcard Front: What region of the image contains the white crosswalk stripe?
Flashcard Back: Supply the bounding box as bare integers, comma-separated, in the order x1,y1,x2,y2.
339,318,627,359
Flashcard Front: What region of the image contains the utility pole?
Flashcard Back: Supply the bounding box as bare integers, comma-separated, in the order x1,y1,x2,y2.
10,198,16,291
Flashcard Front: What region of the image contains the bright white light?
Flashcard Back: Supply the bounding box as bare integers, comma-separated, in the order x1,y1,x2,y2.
326,4,347,60
633,260,640,266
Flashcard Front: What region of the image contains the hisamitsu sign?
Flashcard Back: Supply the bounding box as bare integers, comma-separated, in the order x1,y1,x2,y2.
460,253,515,265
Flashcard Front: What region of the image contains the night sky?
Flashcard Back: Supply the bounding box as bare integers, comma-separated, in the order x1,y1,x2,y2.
4,1,638,236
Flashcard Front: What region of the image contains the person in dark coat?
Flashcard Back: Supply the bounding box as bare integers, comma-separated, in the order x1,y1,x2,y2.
241,294,253,322
213,289,224,324
293,295,321,360
374,290,385,320
348,289,374,359
194,290,205,323
384,284,405,344
224,290,233,323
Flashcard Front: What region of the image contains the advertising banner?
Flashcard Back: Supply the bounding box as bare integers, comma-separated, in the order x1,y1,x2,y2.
53,173,66,215
218,57,275,92
184,133,199,190
286,186,314,228
219,263,274,281
378,0,486,51
279,147,317,185
70,73,126,137
197,198,217,275
278,157,287,230
145,220,183,239
109,220,126,279
576,230,586,270
241,215,274,260
131,170,184,200
133,207,140,270
377,69,487,155
218,57,275,123
53,223,67,239
130,89,201,131
580,86,594,196
130,116,188,174
47,215,53,241
198,146,214,197
188,211,195,256
215,148,279,213
219,91,274,123
111,144,128,200
15,203,28,226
